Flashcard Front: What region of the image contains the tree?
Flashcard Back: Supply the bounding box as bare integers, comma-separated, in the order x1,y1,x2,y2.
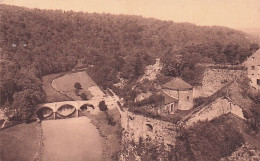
10,90,34,122
250,42,259,52
249,104,260,132
98,100,108,111
161,59,180,77
74,82,82,89
80,93,88,100
134,54,144,77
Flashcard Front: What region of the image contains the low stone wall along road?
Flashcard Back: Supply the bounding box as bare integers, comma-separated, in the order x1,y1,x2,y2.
41,117,103,161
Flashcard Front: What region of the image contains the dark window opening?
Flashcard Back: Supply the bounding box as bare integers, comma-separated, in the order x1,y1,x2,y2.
251,66,255,70
257,79,260,85
187,96,190,100
170,104,174,112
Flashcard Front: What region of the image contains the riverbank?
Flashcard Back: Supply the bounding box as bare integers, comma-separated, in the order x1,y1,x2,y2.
83,108,122,160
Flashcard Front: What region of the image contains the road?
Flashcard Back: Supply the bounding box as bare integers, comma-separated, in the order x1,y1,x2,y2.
41,117,103,161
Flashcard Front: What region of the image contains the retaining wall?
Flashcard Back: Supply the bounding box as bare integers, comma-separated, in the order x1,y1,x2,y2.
193,68,245,98
185,97,245,126
120,110,177,145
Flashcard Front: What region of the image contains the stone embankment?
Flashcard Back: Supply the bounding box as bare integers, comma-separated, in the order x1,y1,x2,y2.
33,122,44,161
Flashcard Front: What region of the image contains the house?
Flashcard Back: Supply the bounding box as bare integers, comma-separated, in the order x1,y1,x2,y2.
160,91,178,114
243,49,260,91
161,78,193,110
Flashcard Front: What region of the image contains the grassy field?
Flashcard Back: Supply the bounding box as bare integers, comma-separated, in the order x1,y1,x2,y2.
42,73,72,102
0,122,39,161
52,71,96,100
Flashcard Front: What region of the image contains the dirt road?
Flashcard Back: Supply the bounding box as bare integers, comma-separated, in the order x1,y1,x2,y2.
41,117,103,161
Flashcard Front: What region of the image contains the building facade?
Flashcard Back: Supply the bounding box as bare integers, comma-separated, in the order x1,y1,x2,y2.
243,49,260,91
162,78,193,110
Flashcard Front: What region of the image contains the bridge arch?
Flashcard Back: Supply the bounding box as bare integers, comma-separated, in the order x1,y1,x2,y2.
36,106,53,119
57,104,76,117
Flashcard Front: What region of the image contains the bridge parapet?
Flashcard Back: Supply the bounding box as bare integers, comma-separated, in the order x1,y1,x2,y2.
35,100,97,119
37,101,96,112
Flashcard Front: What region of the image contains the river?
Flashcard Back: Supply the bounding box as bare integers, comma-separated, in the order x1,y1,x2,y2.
41,117,103,161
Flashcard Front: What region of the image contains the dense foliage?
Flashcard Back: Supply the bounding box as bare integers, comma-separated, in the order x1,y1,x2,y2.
0,4,258,121
175,115,244,161
247,92,260,132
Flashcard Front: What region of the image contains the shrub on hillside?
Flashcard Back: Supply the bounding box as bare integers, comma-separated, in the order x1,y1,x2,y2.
80,93,88,100
99,100,108,111
134,94,164,107
193,97,209,108
175,117,244,161
246,103,260,133
98,101,116,126
74,82,82,90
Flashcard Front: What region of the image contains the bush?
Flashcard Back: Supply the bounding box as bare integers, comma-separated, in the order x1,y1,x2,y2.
106,112,116,126
80,93,88,100
193,97,208,107
74,82,82,90
175,117,245,161
134,94,164,107
99,100,108,111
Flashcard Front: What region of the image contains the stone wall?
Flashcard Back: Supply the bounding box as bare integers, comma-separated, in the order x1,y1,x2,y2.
163,89,193,110
120,110,177,145
193,68,245,98
185,97,245,126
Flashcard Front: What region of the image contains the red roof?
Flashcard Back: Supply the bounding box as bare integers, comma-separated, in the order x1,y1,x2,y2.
162,78,192,91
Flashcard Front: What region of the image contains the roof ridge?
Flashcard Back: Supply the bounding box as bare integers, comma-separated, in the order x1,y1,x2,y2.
162,77,192,90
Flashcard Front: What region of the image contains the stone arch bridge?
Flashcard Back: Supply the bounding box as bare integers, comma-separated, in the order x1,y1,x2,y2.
35,100,98,119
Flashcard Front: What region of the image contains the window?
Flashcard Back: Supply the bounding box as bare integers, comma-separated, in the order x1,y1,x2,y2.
187,96,190,100
170,104,174,112
252,57,255,60
251,66,255,70
257,79,260,85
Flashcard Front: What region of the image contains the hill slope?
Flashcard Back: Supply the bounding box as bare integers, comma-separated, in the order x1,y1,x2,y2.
0,4,258,120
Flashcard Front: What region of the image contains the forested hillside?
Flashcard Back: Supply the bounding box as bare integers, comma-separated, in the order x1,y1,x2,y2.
0,4,259,121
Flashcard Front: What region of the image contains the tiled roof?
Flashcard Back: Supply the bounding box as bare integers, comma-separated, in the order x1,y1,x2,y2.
162,77,192,90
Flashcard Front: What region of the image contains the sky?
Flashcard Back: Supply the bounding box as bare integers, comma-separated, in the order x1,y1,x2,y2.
1,0,260,30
